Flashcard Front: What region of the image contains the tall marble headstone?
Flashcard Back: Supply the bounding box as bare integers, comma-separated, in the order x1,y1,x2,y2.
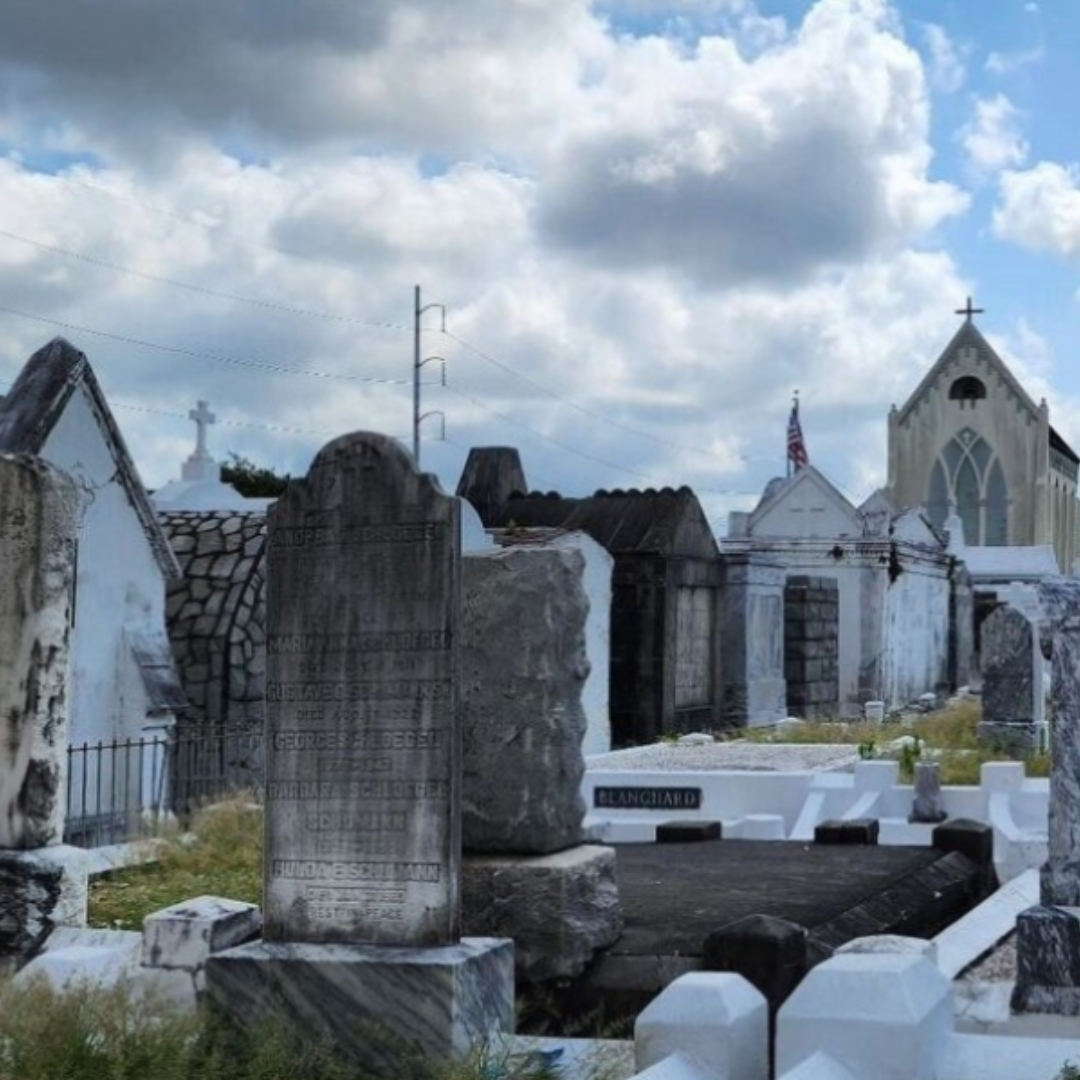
208,433,512,1072
1013,578,1080,1015
263,433,461,946
0,454,78,848
0,453,88,968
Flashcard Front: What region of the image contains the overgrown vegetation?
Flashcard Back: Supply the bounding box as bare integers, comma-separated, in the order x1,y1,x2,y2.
221,453,290,498
0,977,571,1080
90,799,262,930
735,698,1052,785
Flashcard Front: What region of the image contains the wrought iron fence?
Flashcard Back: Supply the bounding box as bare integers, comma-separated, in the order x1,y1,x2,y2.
64,727,264,849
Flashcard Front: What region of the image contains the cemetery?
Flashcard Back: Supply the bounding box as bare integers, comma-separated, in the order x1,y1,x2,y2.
3,335,1080,1079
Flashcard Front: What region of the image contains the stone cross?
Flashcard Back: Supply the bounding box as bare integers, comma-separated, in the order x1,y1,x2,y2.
190,400,216,459
263,432,461,946
181,400,218,481
0,453,78,848
955,297,984,321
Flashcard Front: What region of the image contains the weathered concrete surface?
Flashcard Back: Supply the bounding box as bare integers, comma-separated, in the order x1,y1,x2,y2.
462,545,589,854
462,845,622,982
0,453,77,850
264,432,461,946
0,846,89,968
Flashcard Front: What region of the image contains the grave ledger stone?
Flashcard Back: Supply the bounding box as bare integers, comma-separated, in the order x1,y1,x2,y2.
206,434,513,1070
0,453,89,967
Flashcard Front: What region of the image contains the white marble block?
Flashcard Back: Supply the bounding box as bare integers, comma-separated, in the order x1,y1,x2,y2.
142,895,262,994
632,1052,719,1080
635,972,768,1080
462,844,622,982
834,935,937,963
206,937,514,1074
0,846,89,967
777,954,952,1080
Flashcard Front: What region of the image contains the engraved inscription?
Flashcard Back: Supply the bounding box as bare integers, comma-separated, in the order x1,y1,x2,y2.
263,433,460,946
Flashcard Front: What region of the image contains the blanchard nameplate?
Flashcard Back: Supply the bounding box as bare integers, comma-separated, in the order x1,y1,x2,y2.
593,786,703,810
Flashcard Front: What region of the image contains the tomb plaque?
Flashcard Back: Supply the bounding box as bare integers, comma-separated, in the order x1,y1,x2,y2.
264,433,461,946
593,786,703,810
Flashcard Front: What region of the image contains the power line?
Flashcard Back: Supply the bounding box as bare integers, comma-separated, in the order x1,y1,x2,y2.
0,303,410,386
15,164,353,274
0,226,408,333
443,327,755,464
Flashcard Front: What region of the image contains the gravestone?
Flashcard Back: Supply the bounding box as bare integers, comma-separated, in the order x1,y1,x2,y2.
459,539,622,982
461,544,588,854
0,453,87,967
1012,578,1080,1015
206,434,512,1069
908,763,947,824
978,604,1044,753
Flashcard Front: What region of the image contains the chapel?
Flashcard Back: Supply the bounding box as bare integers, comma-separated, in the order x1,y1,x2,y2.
886,304,1079,571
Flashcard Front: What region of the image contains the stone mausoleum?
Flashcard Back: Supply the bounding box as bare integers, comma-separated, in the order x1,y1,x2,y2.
887,307,1079,571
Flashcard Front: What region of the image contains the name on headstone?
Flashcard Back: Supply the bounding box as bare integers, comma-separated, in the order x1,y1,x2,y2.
264,433,460,947
593,786,703,810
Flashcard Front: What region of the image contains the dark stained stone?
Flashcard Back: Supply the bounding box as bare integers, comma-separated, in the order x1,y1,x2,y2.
264,433,461,947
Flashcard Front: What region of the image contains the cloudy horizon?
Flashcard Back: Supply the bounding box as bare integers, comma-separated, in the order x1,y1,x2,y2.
1,0,1078,533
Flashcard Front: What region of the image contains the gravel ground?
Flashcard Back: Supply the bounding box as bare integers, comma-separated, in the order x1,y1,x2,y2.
961,934,1017,982
587,741,860,773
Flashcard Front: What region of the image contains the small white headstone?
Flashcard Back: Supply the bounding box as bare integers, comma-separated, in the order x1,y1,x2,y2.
864,701,885,723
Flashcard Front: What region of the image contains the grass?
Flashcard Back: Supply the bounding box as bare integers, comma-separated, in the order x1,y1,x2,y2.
89,798,263,930
734,698,1051,785
0,977,571,1080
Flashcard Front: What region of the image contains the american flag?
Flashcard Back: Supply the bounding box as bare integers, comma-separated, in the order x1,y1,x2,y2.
787,396,809,472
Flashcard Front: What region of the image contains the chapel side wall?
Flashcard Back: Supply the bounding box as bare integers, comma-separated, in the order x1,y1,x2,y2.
893,346,1042,543
45,391,168,745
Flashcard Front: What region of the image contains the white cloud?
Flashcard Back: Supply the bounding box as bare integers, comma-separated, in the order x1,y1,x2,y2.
993,161,1080,258
959,94,1028,176
0,0,980,517
539,0,966,285
986,46,1044,75
922,23,965,92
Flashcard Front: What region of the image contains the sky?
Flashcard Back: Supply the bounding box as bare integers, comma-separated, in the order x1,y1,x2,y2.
1,0,1079,536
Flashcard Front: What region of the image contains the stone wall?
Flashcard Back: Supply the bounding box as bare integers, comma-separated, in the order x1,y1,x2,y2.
784,575,839,719
159,511,267,733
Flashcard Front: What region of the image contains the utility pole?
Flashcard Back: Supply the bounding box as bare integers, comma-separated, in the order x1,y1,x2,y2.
413,285,446,465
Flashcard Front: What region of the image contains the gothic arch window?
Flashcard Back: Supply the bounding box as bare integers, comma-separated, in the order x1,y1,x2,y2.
925,428,1009,545
949,376,987,403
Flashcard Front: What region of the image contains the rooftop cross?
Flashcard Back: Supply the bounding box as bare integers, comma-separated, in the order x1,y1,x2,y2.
189,400,216,460
955,297,984,321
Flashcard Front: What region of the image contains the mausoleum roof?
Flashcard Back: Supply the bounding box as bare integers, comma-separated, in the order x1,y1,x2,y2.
0,337,181,580
500,486,719,557
1050,425,1079,465
959,544,1059,582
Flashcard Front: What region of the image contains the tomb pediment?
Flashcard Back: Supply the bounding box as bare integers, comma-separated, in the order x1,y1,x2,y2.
746,466,861,539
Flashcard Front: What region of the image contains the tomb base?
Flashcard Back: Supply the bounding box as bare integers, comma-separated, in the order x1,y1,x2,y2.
1011,905,1080,1016
0,846,89,971
976,721,1046,756
206,937,514,1074
462,845,622,982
